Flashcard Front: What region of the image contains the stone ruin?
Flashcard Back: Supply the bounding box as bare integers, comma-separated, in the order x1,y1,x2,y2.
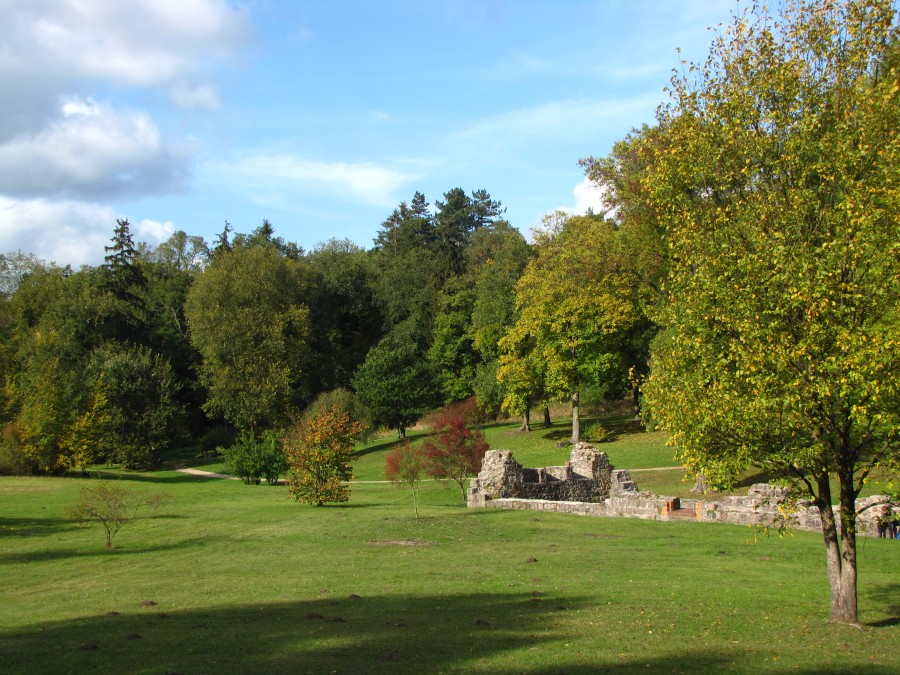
467,444,636,504
467,445,896,537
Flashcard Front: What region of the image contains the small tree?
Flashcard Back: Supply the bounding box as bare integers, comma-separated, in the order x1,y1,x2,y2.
283,404,363,505
385,440,428,518
422,407,489,500
67,481,172,549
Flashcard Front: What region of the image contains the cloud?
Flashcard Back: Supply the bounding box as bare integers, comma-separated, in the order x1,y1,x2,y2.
0,196,174,267
0,0,250,205
455,96,660,148
214,154,420,209
0,98,193,200
170,83,222,111
540,178,615,226
0,0,251,105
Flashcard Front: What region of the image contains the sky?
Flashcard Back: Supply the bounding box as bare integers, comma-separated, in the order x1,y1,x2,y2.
0,0,741,267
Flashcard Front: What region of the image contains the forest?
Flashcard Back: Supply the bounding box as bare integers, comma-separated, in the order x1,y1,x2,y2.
0,184,652,475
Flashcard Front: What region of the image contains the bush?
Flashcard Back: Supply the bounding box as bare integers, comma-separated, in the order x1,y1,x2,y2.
303,388,371,441
422,405,489,501
425,398,480,430
284,405,363,505
198,424,236,457
223,432,286,485
583,422,613,443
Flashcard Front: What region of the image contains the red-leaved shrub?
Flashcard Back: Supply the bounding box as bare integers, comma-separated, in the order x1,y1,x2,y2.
422,406,489,501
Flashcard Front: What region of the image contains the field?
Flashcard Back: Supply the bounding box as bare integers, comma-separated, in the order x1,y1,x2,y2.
1,418,898,674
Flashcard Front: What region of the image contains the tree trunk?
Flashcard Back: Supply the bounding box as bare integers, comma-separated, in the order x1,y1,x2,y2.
571,391,580,444
518,404,531,432
632,383,641,420
816,472,859,624
543,406,552,428
398,422,406,440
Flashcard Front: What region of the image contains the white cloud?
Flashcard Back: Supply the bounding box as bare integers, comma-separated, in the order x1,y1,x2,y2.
455,96,660,147
216,154,419,209
0,0,251,90
539,178,616,228
0,0,250,205
571,178,613,217
170,83,222,111
0,196,174,267
0,98,193,200
133,217,176,244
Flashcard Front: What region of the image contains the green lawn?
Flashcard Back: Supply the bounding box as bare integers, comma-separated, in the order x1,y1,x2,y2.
1,467,899,674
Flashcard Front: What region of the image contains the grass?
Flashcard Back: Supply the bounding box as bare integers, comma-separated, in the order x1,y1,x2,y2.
3,414,895,673
1,472,899,674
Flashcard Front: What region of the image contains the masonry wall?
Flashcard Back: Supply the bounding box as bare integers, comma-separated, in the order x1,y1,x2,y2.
467,447,893,537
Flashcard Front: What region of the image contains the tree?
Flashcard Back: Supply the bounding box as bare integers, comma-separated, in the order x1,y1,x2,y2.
306,239,382,393
428,275,479,404
500,211,643,442
352,333,439,439
384,440,428,518
470,222,532,418
67,481,172,549
639,0,900,624
0,250,54,299
86,343,183,469
185,246,312,431
283,404,363,506
422,406,489,500
146,230,209,273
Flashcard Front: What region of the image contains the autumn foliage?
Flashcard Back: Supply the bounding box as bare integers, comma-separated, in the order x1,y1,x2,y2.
283,404,363,506
422,407,489,500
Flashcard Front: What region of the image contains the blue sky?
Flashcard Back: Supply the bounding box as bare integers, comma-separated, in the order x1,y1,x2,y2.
0,0,739,267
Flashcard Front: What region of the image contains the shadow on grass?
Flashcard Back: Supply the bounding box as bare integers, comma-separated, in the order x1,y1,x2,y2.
0,536,214,565
867,582,900,628
0,517,79,538
1,591,892,675
353,430,431,460
85,470,225,485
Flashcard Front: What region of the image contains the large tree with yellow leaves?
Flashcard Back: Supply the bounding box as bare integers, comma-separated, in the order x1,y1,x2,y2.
640,0,899,624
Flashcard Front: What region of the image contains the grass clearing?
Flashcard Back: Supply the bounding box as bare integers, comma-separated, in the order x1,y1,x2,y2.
2,467,899,674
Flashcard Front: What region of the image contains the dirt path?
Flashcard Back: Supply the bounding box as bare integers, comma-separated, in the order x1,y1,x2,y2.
176,467,239,480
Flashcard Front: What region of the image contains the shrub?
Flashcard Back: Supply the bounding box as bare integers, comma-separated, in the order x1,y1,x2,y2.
284,405,363,505
426,398,481,429
67,480,173,549
223,432,286,485
583,422,613,444
303,388,372,442
198,424,236,457
422,406,489,501
385,441,428,518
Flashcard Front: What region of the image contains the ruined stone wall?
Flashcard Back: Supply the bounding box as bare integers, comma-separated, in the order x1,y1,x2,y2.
468,448,895,537
467,444,628,507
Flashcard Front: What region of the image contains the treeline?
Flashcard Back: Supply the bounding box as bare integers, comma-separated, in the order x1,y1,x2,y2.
0,186,651,474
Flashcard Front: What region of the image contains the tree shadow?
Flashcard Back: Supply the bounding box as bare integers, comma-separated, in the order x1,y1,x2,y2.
84,470,225,485
866,582,900,628
352,430,431,459
2,591,893,674
0,517,79,538
0,536,216,565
